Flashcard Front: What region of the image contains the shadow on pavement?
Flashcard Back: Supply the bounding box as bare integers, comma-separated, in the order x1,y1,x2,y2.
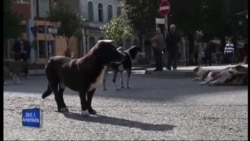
63,111,176,131
4,75,248,103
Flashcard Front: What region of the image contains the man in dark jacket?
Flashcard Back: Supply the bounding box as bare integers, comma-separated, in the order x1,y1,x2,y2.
151,27,164,71
165,24,181,70
12,35,31,62
12,34,31,75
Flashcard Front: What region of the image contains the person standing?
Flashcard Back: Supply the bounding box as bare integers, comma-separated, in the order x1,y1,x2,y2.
165,24,181,70
12,34,31,62
12,34,31,76
203,41,216,66
242,40,248,64
151,27,164,71
223,38,235,64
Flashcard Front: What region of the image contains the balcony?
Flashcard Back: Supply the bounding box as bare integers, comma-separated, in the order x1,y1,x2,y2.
37,33,55,41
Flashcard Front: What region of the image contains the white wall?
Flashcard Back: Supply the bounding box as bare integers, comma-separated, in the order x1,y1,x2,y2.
80,0,122,23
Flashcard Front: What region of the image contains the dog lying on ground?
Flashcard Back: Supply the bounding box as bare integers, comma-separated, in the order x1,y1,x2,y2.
103,46,143,91
41,40,125,116
4,60,28,84
193,66,225,81
193,65,248,86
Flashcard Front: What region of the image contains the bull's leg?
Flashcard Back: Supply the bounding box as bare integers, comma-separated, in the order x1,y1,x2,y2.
57,83,68,112
79,90,89,116
112,70,120,90
193,77,202,81
126,69,132,88
119,71,124,89
103,69,108,91
16,73,21,84
199,78,215,85
11,73,17,84
87,89,96,115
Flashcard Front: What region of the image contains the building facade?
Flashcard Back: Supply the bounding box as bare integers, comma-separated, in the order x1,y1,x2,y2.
4,0,67,65
5,0,141,65
80,0,139,52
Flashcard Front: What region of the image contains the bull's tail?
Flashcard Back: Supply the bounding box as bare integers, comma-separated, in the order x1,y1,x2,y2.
42,83,53,99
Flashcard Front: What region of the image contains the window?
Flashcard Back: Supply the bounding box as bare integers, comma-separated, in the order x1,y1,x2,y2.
38,40,46,58
117,7,122,16
47,41,55,56
33,0,38,18
33,0,50,18
107,5,113,21
88,2,94,21
98,4,103,22
38,0,50,18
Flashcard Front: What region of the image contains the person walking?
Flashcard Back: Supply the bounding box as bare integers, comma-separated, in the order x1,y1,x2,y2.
223,38,235,64
151,27,164,71
165,24,181,70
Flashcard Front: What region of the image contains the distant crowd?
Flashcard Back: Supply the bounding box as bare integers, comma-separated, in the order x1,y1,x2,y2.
149,24,248,71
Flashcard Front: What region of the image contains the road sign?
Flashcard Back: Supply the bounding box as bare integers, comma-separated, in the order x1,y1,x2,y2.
159,0,170,17
155,18,165,24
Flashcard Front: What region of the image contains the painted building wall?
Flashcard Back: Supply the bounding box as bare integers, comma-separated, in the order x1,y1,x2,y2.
11,3,31,20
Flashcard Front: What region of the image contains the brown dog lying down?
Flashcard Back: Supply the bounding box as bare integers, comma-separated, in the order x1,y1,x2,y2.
4,60,28,84
193,65,248,86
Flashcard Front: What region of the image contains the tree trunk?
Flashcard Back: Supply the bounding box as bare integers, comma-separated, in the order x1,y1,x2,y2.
137,33,148,64
138,33,144,51
64,37,70,57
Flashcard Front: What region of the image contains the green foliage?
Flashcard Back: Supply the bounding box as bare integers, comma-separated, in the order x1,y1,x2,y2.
200,0,230,37
4,0,22,39
48,1,85,39
123,0,159,35
168,0,203,35
100,16,134,43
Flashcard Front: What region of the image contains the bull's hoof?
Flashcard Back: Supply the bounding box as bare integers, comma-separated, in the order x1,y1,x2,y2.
116,88,121,91
88,108,97,115
103,88,107,91
58,107,69,113
81,110,90,117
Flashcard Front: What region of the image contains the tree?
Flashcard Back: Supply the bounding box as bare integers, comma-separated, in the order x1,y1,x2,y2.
123,0,160,46
4,0,22,39
201,0,230,38
168,0,202,35
48,1,85,48
100,16,134,45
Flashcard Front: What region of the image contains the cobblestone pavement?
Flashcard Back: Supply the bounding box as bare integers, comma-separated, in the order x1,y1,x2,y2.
4,73,248,140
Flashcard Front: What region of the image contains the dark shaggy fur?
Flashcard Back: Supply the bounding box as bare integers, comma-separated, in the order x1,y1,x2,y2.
42,41,125,116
